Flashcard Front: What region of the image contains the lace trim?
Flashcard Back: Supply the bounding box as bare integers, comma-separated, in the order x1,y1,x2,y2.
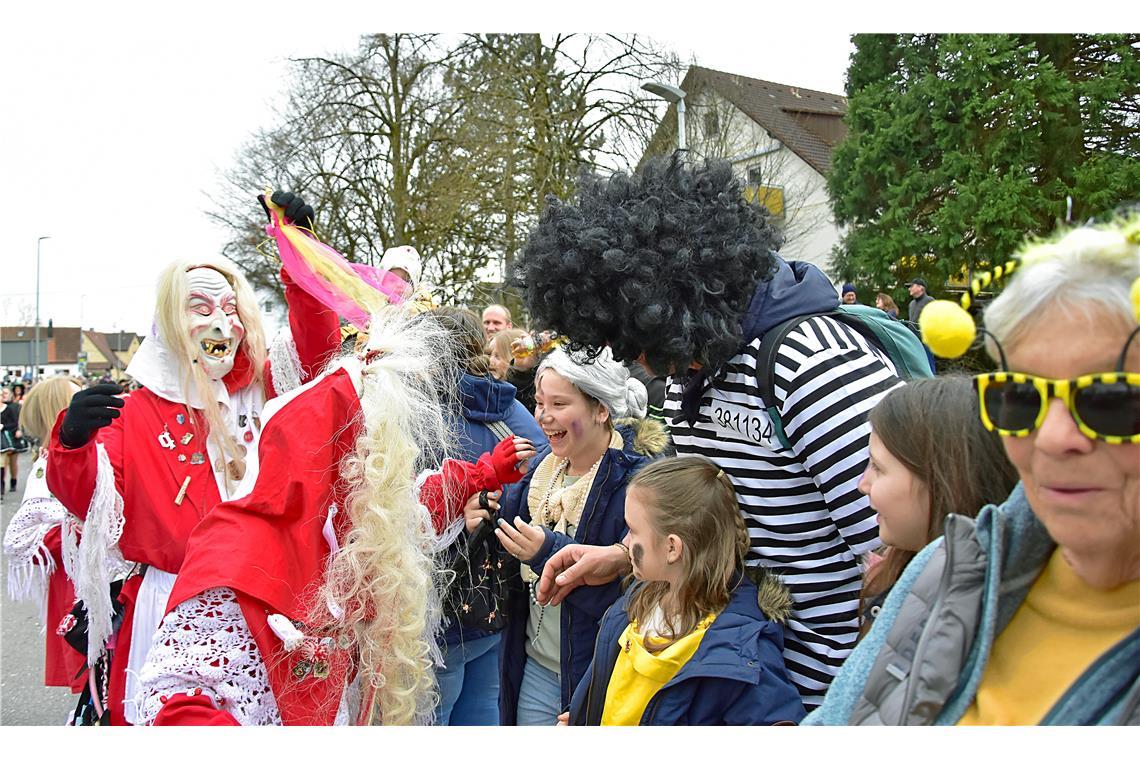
75,443,129,666
3,495,65,622
136,587,282,726
268,327,304,397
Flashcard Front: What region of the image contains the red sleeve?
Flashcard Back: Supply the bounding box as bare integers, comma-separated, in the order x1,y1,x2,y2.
417,453,509,534
42,525,63,565
152,693,241,726
282,265,341,381
45,408,125,522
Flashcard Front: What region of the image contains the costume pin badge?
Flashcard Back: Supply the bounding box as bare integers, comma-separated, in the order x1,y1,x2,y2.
157,426,176,450
190,452,205,465
180,433,194,446
176,413,186,425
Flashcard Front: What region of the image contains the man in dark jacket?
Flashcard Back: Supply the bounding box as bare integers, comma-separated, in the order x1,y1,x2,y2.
516,154,902,708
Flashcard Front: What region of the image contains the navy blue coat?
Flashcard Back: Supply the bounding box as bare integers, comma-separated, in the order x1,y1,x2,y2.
497,423,658,724
568,576,806,725
443,372,546,646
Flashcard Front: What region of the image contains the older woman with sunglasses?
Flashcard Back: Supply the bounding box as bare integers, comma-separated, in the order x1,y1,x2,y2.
805,215,1140,725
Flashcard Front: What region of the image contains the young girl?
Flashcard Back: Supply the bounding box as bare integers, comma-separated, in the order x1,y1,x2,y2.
494,346,668,725
3,375,88,691
856,375,1019,634
564,456,805,725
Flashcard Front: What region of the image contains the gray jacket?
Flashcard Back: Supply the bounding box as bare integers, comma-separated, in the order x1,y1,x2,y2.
908,293,934,323
804,483,1140,725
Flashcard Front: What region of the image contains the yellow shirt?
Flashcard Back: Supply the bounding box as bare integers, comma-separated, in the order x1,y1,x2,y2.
600,613,716,726
958,548,1140,725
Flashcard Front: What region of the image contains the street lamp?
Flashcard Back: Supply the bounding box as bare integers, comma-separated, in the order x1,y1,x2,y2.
641,80,687,151
34,236,49,383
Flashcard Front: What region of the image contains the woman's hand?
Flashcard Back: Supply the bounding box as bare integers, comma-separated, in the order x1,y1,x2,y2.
556,712,569,726
495,515,546,562
463,490,500,534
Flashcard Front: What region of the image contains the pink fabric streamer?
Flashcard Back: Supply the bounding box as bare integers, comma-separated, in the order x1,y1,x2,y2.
265,206,410,330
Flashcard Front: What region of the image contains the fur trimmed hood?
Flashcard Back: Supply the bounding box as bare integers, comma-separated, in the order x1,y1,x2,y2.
749,566,794,624
614,416,671,458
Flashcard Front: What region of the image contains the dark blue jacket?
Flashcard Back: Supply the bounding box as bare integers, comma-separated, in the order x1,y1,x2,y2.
497,419,667,724
443,372,546,646
568,576,806,725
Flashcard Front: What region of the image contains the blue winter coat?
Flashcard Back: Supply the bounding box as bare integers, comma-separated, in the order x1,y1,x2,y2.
443,372,547,646
496,419,668,724
568,576,807,725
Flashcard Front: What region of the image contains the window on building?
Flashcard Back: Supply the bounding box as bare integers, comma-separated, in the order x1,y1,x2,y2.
743,166,785,219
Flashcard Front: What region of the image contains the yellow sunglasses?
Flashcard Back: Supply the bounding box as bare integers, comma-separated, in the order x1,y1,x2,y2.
973,371,1140,444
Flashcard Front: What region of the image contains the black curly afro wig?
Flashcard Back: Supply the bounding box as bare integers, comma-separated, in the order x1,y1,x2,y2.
515,153,782,376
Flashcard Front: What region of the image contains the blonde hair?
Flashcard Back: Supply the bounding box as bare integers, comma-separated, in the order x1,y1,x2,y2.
984,216,1139,357
312,307,459,725
626,456,749,653
153,258,267,492
20,375,84,441
490,328,527,364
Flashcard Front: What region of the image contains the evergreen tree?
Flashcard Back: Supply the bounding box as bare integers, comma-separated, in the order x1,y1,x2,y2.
829,34,1139,301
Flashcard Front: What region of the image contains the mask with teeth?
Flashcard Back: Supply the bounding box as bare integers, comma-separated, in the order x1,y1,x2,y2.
186,267,245,381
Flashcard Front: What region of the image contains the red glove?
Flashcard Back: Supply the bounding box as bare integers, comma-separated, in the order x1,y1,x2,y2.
482,435,526,488
417,437,526,533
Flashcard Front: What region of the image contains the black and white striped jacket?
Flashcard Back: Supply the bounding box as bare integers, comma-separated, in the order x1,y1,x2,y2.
664,314,903,707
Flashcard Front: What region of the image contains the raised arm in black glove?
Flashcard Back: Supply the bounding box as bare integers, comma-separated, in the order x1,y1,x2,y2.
59,384,125,449
261,190,315,232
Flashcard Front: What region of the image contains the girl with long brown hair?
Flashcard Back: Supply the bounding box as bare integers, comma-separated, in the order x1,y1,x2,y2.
856,376,1019,635
564,456,805,725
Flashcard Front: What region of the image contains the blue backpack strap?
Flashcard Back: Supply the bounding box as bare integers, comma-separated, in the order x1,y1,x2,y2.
755,307,933,451
756,314,822,450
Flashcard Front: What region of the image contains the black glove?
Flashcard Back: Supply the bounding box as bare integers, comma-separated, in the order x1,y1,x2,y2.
59,384,125,449
266,190,315,232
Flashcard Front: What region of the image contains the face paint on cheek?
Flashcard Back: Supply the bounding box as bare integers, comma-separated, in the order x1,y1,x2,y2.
570,420,581,437
631,543,644,571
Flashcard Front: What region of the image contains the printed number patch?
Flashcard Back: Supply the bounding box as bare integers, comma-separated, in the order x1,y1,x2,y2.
707,398,779,450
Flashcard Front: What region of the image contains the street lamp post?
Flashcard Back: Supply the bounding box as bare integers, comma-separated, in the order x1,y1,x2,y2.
34,236,49,383
641,80,687,151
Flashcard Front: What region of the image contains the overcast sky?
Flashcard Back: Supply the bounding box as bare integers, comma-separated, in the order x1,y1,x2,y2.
1,1,1088,340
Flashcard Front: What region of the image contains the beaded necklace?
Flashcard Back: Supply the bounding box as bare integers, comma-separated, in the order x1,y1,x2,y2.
529,447,608,642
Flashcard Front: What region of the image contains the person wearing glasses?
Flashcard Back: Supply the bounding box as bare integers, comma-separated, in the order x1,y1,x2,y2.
803,215,1140,725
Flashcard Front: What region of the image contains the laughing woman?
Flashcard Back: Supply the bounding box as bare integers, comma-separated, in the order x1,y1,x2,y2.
494,347,669,725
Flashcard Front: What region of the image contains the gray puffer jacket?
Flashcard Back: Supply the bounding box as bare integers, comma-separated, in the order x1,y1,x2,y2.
804,482,1140,725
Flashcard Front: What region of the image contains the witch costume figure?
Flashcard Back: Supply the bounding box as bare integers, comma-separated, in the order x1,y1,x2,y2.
44,194,341,724
134,203,533,725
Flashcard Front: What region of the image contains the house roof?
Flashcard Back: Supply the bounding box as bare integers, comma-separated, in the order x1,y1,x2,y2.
84,330,126,370
648,66,848,177
105,331,141,352
48,327,83,363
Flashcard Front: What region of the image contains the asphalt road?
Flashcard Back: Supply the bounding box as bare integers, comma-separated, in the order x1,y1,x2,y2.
1,448,79,725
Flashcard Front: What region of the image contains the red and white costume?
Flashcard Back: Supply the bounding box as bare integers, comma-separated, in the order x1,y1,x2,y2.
135,365,526,725
46,267,339,725
3,454,90,691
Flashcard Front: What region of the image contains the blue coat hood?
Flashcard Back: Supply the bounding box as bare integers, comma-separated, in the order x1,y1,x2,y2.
739,256,839,344
568,576,807,725
676,257,838,425
459,372,520,424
